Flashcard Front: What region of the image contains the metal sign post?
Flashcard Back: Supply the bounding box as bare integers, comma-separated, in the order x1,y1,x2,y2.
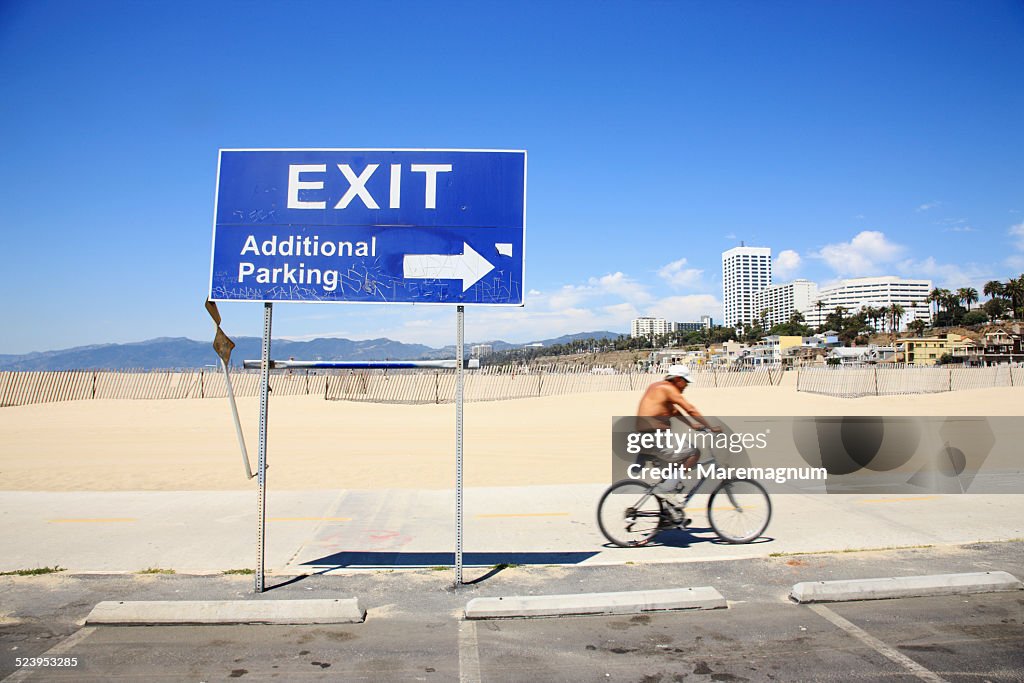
455,305,465,586
256,302,273,593
208,149,526,593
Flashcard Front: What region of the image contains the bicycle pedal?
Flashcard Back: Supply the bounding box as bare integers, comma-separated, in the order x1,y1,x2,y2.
668,510,691,527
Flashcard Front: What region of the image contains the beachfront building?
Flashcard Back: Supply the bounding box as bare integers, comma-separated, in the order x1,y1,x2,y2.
631,316,713,338
630,317,673,338
805,276,932,330
742,335,804,365
897,333,977,366
827,346,897,366
953,327,1024,366
752,279,819,328
674,315,714,332
722,245,772,329
648,349,706,371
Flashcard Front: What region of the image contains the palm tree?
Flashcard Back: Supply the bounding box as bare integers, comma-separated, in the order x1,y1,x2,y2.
941,288,956,311
1005,276,1024,320
907,319,927,336
958,287,978,311
872,305,886,333
888,303,905,334
825,306,848,332
928,288,944,317
862,306,878,333
983,280,1004,301
888,303,905,358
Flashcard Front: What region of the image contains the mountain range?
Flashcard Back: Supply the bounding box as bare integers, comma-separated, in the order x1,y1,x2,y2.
0,332,623,371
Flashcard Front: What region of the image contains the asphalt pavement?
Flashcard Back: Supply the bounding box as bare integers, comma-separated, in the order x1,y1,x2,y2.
1,542,1022,682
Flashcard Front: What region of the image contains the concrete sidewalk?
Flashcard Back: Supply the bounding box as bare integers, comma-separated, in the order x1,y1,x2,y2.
1,486,1022,574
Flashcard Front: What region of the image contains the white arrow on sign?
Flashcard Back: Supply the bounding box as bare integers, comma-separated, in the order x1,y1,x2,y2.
403,242,495,292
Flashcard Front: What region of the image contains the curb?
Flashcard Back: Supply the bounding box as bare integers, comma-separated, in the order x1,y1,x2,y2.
464,586,726,620
790,571,1023,604
84,598,366,625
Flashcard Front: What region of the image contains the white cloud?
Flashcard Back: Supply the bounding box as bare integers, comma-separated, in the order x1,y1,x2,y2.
547,283,593,310
896,257,998,291
645,294,721,323
916,201,942,212
602,302,642,319
1010,223,1024,250
588,272,653,304
814,231,906,276
544,272,653,310
657,258,704,289
773,250,802,280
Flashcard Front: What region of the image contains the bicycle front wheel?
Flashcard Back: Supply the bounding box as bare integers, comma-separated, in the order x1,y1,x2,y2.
597,480,663,547
707,479,771,543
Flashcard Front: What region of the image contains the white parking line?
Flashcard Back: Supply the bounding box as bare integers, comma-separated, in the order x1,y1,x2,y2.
808,604,947,683
458,619,482,683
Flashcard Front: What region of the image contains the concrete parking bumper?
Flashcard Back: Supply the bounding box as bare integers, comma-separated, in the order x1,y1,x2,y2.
85,598,366,625
790,571,1023,603
464,586,727,619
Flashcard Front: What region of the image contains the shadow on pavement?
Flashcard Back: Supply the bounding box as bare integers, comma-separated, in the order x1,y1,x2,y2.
299,550,599,569
601,527,775,549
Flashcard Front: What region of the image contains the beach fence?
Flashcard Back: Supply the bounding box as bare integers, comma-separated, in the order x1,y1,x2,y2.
795,364,1024,398
0,364,784,407
3,365,1020,407
0,368,316,407
326,364,783,403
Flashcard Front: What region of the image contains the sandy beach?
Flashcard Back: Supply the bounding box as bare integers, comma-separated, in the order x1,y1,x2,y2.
0,385,1020,492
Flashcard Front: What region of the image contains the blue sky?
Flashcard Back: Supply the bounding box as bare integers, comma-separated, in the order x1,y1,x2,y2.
2,0,1022,354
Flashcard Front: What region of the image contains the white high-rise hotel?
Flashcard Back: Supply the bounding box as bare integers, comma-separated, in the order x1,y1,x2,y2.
722,246,772,328
722,246,931,331
754,279,819,328
805,276,932,328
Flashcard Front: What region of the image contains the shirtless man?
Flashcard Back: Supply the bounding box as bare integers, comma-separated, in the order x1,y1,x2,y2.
636,364,721,473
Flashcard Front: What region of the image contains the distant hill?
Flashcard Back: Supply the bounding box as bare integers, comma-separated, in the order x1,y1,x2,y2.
0,331,625,371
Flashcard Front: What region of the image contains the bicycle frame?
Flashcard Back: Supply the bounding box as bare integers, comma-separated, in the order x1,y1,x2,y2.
632,446,721,517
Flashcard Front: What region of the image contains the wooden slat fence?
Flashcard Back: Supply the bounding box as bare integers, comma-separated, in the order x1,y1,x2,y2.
796,364,1024,398
0,364,785,407
12,364,1017,406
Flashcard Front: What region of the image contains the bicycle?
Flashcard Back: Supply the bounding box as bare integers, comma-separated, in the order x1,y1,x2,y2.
597,441,772,547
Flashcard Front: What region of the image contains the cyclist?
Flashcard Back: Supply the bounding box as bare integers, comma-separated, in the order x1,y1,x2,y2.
635,364,722,493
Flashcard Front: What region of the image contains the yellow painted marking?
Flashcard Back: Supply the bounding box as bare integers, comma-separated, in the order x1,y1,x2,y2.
48,518,137,523
475,512,570,519
856,496,939,504
268,517,351,522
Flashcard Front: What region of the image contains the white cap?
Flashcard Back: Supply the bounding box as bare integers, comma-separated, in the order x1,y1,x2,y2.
665,364,693,382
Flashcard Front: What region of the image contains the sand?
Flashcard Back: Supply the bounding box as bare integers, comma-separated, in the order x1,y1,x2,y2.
0,385,1020,491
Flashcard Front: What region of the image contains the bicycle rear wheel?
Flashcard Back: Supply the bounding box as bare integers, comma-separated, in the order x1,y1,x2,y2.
707,479,771,543
597,480,663,547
